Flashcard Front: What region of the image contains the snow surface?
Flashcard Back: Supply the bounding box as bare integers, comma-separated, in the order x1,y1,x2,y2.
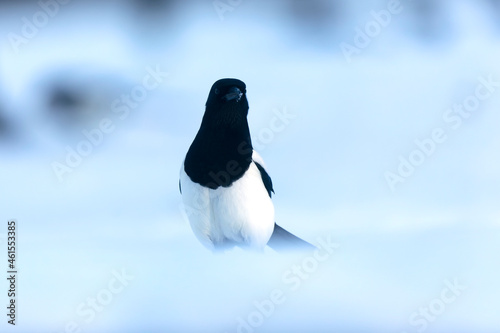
1,1,499,332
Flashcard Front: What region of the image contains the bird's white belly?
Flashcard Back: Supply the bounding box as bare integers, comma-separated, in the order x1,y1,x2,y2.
180,161,275,250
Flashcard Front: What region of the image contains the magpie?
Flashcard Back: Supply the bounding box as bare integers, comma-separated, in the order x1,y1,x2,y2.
179,78,315,251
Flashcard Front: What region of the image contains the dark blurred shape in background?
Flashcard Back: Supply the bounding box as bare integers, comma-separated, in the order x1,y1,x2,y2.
0,110,9,139
408,0,448,41
132,0,177,22
489,0,500,26
0,108,19,145
41,69,131,132
287,0,343,44
130,0,178,43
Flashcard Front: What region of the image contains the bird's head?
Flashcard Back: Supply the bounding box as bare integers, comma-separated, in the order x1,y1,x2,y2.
204,78,249,125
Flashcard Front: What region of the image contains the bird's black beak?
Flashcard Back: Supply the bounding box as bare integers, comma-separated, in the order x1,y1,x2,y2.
223,86,243,102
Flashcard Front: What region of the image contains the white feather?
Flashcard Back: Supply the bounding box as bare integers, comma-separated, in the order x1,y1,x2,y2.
180,150,275,250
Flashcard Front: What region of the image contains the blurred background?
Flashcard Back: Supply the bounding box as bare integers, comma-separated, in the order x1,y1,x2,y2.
1,0,499,332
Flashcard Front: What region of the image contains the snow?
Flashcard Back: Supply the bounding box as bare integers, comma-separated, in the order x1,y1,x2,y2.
0,0,499,332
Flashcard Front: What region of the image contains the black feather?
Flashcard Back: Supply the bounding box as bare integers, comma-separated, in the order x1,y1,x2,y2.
254,161,274,197
184,78,252,189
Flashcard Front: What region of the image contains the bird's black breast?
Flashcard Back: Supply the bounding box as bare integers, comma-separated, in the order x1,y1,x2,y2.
184,126,253,189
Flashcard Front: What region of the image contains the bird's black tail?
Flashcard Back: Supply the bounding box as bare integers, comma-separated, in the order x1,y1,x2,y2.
267,224,316,251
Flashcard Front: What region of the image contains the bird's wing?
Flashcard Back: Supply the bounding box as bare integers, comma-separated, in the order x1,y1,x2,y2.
252,150,316,251
252,150,274,197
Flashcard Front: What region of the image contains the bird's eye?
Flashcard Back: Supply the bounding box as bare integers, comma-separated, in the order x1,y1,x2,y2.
215,88,220,94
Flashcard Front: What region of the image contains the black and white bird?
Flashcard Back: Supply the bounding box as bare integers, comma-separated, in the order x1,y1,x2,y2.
179,78,314,251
